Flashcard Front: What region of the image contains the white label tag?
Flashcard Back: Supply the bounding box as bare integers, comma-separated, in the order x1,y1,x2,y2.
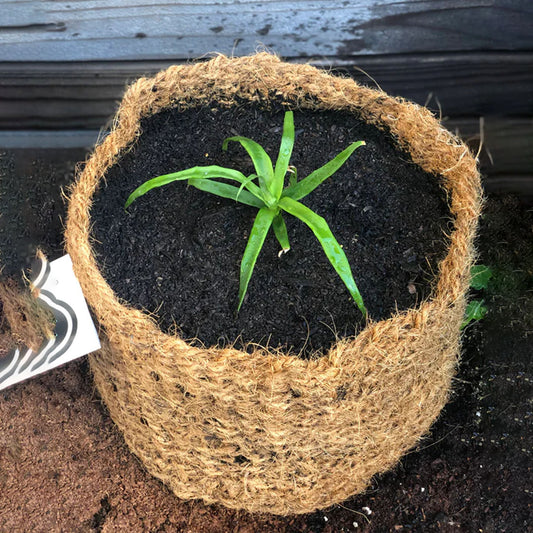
0,254,101,391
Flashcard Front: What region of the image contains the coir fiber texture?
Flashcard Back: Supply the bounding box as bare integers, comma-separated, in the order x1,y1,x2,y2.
65,53,482,515
0,274,54,357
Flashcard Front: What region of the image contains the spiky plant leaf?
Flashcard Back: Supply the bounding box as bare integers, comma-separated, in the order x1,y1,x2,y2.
189,179,265,208
125,166,256,209
272,110,295,200
223,136,274,194
238,208,276,312
272,213,290,254
279,196,366,317
283,141,365,201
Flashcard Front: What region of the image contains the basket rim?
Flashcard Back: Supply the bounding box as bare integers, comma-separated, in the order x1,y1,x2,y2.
65,52,482,366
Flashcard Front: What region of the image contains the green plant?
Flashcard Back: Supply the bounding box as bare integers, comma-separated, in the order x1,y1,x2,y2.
461,264,492,329
125,111,367,316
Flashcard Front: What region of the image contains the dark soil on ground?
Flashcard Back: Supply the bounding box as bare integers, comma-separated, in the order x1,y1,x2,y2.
0,148,83,280
91,104,450,356
0,148,531,531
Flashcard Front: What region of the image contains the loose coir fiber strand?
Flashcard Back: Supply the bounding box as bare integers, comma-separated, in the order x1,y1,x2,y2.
65,53,482,515
0,277,54,357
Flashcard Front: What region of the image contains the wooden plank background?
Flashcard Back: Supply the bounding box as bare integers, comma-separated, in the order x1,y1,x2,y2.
2,0,532,61
1,52,532,130
0,0,531,194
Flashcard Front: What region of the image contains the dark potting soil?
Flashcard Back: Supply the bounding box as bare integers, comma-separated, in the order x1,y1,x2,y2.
91,103,451,356
0,148,86,281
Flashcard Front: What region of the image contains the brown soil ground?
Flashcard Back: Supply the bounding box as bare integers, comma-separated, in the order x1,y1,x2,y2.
0,149,531,533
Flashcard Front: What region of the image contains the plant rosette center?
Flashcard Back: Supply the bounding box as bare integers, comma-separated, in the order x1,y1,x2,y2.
125,111,367,316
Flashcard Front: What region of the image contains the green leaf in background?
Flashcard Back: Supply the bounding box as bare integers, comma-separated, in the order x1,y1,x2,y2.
470,264,493,290
461,299,488,329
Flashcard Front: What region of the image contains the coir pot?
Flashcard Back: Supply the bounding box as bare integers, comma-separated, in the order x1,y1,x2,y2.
65,53,481,515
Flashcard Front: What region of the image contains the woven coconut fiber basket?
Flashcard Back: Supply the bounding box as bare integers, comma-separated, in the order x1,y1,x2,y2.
65,53,482,515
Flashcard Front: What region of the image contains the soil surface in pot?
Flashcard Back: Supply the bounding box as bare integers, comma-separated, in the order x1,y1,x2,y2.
91,103,451,356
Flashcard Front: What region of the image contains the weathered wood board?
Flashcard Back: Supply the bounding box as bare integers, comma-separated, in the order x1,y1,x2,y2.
0,1,531,191
1,0,532,61
1,52,532,130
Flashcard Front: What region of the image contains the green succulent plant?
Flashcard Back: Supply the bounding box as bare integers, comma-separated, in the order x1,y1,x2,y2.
125,111,367,316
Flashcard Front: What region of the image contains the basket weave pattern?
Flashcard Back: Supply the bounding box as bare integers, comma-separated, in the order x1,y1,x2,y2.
65,54,481,514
